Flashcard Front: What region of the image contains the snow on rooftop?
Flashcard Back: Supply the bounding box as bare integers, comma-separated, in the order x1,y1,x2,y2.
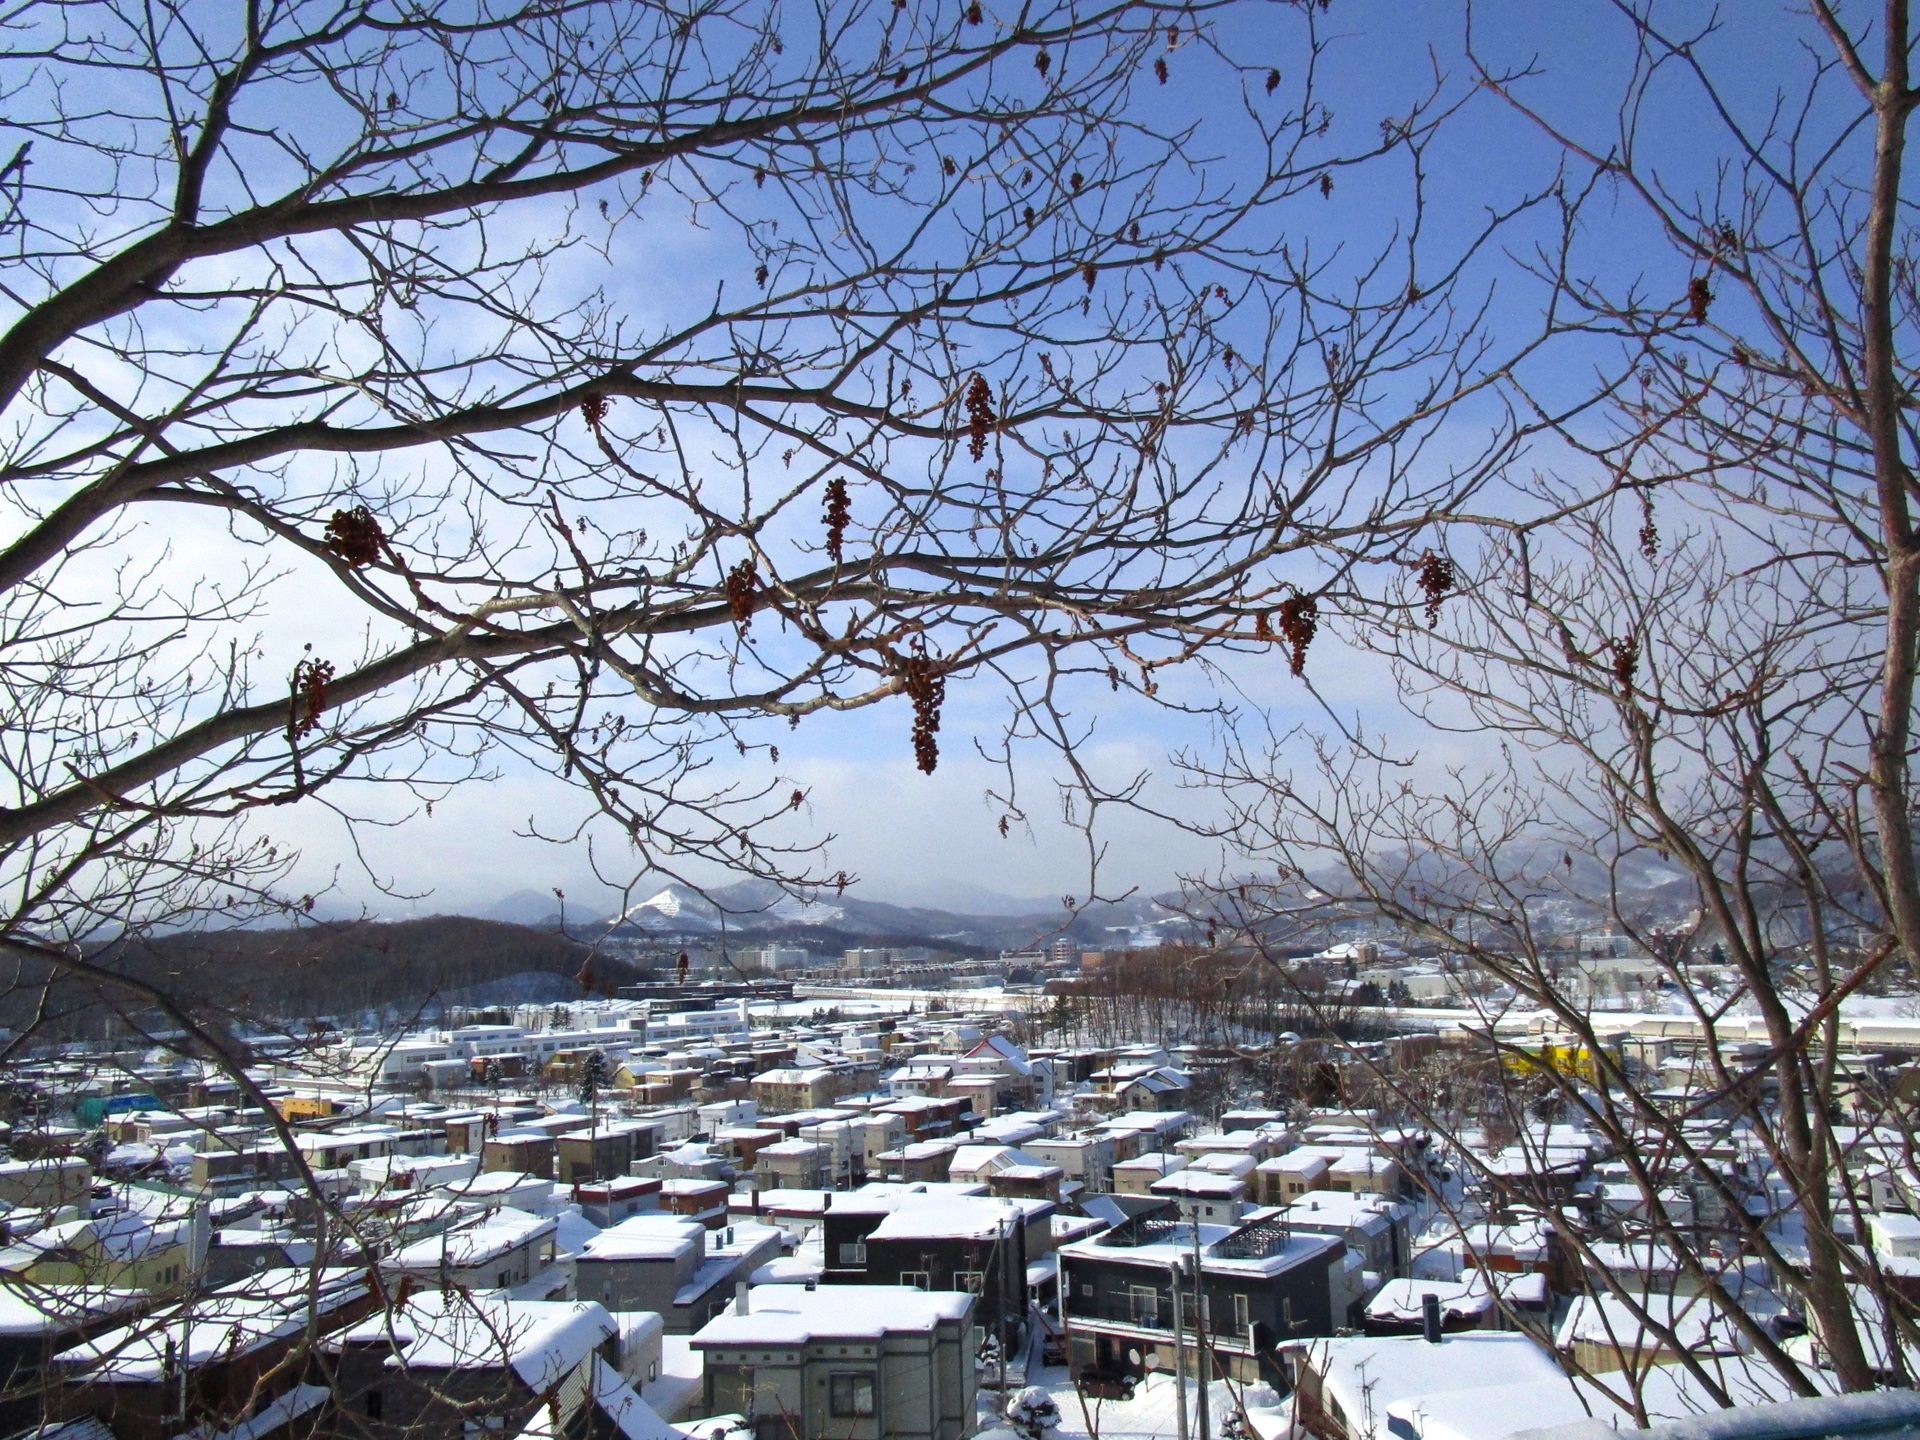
1304,1332,1565,1440
337,1290,615,1390
868,1195,1028,1242
580,1215,707,1262
691,1283,970,1348
387,1209,556,1270
0,1283,146,1336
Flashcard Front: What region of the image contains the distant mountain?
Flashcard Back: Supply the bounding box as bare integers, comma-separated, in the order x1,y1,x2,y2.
479,888,567,928
881,880,1063,917
553,876,1194,953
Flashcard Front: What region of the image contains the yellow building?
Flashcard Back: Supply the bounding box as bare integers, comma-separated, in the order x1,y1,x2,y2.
274,1094,337,1121
0,1213,194,1294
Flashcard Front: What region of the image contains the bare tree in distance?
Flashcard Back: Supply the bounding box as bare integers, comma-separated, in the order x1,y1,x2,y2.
1182,0,1920,1402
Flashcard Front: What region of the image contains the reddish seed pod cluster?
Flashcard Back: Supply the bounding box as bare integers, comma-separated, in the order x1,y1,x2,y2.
964,373,995,461
1276,594,1317,676
725,556,759,629
899,639,947,773
1608,635,1640,695
1416,549,1455,626
580,394,609,431
823,477,851,564
292,656,335,737
1687,276,1712,324
1639,496,1660,560
322,506,384,567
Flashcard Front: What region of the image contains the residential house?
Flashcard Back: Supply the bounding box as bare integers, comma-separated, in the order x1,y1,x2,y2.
692,1283,976,1440
1112,1152,1185,1196
1256,1151,1331,1207
1058,1208,1343,1388
1150,1169,1249,1226
1024,1134,1118,1195
0,1159,92,1209
752,1068,841,1112
1289,1330,1568,1440
1282,1193,1412,1282
50,1268,373,1440
555,1118,657,1184
329,1289,678,1440
833,1192,1050,1339
481,1131,556,1180
0,1284,146,1435
382,1209,562,1297
574,1216,783,1334
753,1139,827,1192
0,1213,198,1295
1090,1063,1191,1112
575,1176,663,1228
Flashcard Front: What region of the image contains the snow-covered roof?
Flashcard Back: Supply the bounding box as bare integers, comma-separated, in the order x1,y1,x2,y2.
1399,1356,1838,1440
868,1195,1027,1242
579,1216,706,1263
351,1293,615,1390
1302,1332,1565,1440
690,1283,971,1348
386,1209,556,1271
1363,1277,1495,1324
1062,1218,1343,1280
1150,1170,1247,1198
1554,1290,1754,1356
55,1270,369,1383
0,1283,145,1335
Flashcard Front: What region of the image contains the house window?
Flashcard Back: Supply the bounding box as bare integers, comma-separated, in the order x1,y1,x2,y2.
365,1391,384,1420
1232,1294,1250,1335
1128,1284,1160,1328
839,1242,868,1266
900,1271,929,1290
956,1270,985,1294
830,1373,877,1418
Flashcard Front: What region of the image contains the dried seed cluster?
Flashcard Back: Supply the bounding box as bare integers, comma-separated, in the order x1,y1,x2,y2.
1416,549,1455,626
1608,635,1640,695
1687,276,1712,324
823,477,851,565
964,373,995,461
900,639,946,773
1277,594,1318,676
292,657,335,737
725,556,760,628
322,506,384,567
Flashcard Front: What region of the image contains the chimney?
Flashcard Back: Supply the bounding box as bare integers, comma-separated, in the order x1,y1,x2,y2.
736,1281,751,1316
1421,1292,1443,1345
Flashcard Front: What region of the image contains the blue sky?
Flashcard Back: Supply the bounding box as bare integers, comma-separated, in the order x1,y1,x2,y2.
236,0,1866,919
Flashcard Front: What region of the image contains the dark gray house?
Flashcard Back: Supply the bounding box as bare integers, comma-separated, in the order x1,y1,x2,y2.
822,1190,1052,1341
1057,1206,1342,1390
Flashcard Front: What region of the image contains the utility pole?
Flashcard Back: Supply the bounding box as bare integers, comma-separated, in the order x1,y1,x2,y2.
1191,1227,1211,1440
1170,1259,1189,1440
